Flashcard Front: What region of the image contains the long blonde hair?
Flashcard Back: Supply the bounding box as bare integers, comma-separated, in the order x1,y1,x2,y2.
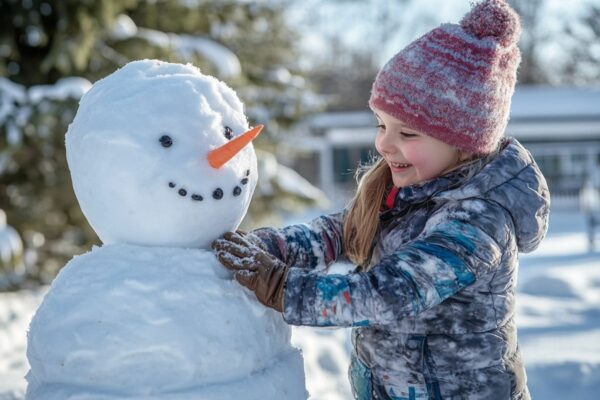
343,144,502,269
342,157,391,269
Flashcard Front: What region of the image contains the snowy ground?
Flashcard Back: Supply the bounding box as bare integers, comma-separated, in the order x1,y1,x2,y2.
513,209,600,399
1,208,599,399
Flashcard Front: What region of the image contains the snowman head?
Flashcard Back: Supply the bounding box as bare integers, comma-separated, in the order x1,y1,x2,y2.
66,60,261,249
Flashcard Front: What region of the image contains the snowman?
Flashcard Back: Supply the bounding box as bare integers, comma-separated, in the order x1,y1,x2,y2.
25,60,307,400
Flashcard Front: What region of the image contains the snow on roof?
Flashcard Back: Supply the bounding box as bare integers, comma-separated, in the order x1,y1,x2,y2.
510,86,600,120
290,86,600,145
298,110,375,132
301,86,600,132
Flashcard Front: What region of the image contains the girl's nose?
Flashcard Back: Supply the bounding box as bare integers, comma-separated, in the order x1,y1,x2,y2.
208,125,263,169
377,131,397,155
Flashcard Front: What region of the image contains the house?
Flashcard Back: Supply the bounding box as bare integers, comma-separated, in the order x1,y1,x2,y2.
282,86,600,209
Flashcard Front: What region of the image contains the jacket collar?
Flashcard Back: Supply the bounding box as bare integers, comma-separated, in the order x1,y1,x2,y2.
381,144,494,214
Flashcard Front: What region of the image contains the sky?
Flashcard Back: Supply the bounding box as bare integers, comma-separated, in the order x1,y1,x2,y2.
287,0,600,69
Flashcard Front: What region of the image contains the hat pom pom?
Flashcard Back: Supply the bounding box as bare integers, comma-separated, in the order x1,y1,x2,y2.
460,0,521,46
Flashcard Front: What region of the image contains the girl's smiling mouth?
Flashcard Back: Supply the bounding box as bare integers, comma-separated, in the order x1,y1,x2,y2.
389,161,412,172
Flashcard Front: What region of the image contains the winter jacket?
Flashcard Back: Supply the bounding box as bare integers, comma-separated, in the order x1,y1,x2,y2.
253,138,550,400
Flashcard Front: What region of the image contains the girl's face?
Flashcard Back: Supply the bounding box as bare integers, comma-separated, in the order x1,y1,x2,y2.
373,107,465,188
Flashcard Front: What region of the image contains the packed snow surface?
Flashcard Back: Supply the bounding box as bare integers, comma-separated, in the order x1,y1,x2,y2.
26,244,306,399
1,210,600,399
24,59,306,399
66,60,257,249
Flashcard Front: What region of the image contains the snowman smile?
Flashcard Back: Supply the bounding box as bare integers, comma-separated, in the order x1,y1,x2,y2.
168,169,251,201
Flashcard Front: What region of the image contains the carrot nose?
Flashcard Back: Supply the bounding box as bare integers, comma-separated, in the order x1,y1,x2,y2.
208,125,263,169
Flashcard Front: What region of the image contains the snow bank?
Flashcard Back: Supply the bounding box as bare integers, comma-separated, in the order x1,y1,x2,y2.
517,211,600,399
26,244,306,399
2,210,600,399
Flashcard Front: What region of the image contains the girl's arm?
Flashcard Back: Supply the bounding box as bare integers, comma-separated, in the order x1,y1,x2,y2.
282,199,511,328
250,211,345,270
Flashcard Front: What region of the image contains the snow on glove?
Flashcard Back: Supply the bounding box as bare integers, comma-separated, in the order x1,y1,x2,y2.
234,230,269,252
212,231,287,313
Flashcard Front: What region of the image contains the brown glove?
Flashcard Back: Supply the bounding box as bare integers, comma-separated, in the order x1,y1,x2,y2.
212,231,288,313
233,230,269,252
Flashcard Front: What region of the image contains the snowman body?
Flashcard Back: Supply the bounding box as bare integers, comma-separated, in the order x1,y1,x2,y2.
27,245,305,399
26,60,307,399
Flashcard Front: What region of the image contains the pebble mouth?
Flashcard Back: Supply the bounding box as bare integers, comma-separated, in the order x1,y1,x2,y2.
168,169,251,202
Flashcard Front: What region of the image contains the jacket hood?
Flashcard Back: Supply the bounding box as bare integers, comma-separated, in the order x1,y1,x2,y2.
436,138,550,253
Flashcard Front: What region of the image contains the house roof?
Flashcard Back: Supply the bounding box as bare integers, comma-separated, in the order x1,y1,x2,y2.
510,86,600,121
292,86,600,144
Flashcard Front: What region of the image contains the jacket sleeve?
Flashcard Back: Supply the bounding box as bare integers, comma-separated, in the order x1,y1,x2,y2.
282,199,511,327
251,211,345,270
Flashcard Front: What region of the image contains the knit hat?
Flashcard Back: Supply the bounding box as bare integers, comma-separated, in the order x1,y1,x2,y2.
369,0,522,155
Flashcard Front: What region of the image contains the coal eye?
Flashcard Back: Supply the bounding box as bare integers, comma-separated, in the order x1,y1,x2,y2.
224,126,234,140
159,135,173,148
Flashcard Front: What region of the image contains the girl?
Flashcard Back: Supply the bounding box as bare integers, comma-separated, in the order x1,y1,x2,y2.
212,0,550,399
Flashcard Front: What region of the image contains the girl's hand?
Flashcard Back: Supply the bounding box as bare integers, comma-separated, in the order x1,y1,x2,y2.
233,230,269,252
211,232,288,313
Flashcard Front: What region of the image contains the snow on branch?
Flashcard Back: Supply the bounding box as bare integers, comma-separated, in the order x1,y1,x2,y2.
112,13,242,79
0,77,92,147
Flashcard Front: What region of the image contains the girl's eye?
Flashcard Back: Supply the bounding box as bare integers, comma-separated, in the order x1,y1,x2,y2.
400,132,417,138
159,135,173,148
224,126,234,140
376,124,385,130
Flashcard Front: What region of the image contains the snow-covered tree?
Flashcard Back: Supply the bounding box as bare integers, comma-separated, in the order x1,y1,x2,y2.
0,0,324,284
0,208,24,290
560,4,600,85
506,0,549,84
0,0,138,85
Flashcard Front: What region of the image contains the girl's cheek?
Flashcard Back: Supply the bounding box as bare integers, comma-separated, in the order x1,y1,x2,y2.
406,146,441,178
404,144,427,166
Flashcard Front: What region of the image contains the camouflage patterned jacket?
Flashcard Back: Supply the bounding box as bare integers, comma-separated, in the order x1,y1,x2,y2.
253,138,550,400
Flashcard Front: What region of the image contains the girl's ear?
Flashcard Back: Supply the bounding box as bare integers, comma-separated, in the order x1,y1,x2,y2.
457,149,472,163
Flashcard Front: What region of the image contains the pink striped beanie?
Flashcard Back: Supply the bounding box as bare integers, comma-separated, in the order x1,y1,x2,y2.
369,0,522,155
